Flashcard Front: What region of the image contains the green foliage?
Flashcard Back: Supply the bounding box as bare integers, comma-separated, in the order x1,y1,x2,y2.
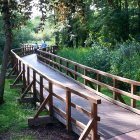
110,40,140,81
58,40,140,82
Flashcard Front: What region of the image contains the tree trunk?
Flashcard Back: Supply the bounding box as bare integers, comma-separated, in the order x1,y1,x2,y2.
138,0,140,32
0,0,12,104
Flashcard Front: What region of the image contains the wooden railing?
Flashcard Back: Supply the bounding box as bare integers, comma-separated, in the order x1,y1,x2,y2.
9,45,101,140
37,50,140,114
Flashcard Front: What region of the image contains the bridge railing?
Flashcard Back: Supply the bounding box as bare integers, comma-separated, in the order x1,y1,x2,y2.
37,50,140,114
10,46,101,140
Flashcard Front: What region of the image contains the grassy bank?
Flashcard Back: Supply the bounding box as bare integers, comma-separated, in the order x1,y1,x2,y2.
0,80,35,132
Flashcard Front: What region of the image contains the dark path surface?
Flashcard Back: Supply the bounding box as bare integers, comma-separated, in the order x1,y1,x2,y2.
23,54,140,140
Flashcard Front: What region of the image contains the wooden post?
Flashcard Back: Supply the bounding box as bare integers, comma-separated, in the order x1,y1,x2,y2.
113,79,117,100
40,76,44,103
91,103,98,140
131,84,136,108
54,56,56,68
84,69,88,85
97,74,101,92
74,65,77,80
33,70,37,102
23,63,26,87
66,89,71,131
66,62,69,75
27,66,30,85
48,82,53,116
60,59,62,72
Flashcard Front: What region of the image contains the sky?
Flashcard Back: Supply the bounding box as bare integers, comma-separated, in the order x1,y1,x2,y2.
31,0,41,18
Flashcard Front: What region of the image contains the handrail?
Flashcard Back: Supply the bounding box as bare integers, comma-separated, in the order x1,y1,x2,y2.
38,50,140,86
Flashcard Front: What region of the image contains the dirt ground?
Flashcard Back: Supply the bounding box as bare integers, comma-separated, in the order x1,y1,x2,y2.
0,120,79,140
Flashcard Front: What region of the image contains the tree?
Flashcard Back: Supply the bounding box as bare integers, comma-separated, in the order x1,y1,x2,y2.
0,0,32,104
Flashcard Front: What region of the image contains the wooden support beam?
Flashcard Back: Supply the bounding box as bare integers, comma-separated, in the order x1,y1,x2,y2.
34,94,51,119
21,81,34,99
6,75,17,79
10,84,24,89
7,63,17,77
79,119,94,140
17,97,34,104
12,70,23,86
28,116,53,127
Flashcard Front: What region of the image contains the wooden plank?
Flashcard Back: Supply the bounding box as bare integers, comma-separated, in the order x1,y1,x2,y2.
28,116,53,127
66,89,71,131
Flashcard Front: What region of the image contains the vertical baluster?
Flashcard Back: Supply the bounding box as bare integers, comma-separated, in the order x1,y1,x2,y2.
131,84,136,108
60,59,62,72
40,76,43,103
33,70,37,102
66,62,69,75
84,69,88,85
23,63,26,87
66,89,71,131
27,66,30,85
54,56,56,68
97,74,101,92
74,65,77,80
18,60,21,81
48,81,53,116
113,79,117,100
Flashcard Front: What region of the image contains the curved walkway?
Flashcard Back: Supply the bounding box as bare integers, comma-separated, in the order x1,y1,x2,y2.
23,54,140,140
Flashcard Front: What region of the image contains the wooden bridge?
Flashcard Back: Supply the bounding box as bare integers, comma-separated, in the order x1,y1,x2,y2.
7,45,140,140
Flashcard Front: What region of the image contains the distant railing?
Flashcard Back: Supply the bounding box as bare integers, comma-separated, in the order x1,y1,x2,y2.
10,45,101,140
37,50,140,114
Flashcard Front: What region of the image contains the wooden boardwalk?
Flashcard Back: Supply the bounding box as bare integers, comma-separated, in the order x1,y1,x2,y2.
22,54,140,140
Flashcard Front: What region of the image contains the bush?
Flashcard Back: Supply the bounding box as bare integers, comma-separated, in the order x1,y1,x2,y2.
110,40,140,81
